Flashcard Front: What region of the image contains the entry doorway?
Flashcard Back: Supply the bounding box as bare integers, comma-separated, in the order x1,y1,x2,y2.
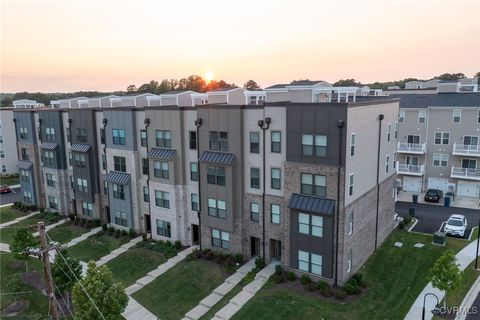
270,239,282,261
144,214,151,233
250,237,260,257
192,224,199,244
105,206,110,223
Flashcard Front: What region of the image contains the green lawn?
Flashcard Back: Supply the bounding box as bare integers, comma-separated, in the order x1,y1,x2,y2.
0,174,19,186
200,283,243,320
232,230,472,320
132,259,229,320
0,253,48,318
106,246,167,287
0,205,30,224
68,232,129,262
0,213,59,244
46,221,90,244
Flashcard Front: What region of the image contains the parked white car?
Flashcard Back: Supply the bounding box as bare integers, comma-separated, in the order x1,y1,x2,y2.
444,214,468,237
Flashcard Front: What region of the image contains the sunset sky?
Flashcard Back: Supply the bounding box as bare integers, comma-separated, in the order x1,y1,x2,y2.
1,0,479,92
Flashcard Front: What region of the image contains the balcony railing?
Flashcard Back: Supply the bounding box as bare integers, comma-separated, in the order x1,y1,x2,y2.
396,163,425,176
397,142,426,154
451,167,480,180
452,143,480,157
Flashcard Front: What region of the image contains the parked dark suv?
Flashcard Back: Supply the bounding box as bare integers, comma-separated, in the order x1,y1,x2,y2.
424,189,444,203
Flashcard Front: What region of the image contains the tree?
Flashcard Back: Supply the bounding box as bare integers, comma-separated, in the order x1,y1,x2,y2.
72,261,128,320
126,85,137,93
333,79,361,87
429,250,463,307
434,73,466,81
474,71,480,79
52,250,82,306
243,80,261,91
11,227,37,256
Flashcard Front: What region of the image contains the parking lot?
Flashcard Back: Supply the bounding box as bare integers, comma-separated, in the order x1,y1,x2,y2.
396,201,480,239
0,187,22,205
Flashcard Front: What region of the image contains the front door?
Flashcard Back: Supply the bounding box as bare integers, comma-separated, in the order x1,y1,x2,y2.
145,214,151,233
462,159,477,169
105,206,110,223
270,239,282,260
192,224,199,244
406,156,419,166
250,237,260,257
407,135,420,144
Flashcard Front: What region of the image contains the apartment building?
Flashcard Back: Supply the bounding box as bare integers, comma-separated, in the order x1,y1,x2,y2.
12,83,398,285
0,108,19,174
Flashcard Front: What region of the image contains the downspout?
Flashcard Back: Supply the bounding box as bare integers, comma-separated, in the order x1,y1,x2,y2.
334,120,344,287
68,118,77,215
194,118,203,249
375,114,384,250
102,118,109,223
258,116,271,262
144,118,151,236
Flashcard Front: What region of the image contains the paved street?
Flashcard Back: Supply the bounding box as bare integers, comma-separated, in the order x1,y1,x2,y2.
0,187,21,205
396,201,480,239
466,292,480,320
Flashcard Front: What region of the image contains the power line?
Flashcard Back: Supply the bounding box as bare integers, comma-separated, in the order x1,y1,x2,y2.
49,251,74,319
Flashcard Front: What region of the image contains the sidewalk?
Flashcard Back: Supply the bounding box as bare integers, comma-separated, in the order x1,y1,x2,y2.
456,276,480,320
0,210,39,229
32,218,69,237
405,239,480,320
63,226,102,248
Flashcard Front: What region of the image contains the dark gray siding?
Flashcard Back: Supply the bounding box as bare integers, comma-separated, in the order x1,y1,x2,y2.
38,110,67,169
108,183,134,228
14,111,36,144
104,110,136,151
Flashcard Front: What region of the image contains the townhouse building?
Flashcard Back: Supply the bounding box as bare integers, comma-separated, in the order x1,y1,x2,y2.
0,108,19,174
12,82,398,285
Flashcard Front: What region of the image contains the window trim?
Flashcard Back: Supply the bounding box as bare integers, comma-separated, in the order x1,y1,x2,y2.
418,110,427,124
271,131,281,153
271,203,280,224
452,109,462,123
270,167,281,190
350,133,356,157
348,174,354,196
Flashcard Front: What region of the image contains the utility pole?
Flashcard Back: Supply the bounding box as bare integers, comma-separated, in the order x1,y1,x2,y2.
38,222,58,320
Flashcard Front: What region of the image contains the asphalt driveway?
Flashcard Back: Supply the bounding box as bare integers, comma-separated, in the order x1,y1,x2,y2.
396,201,480,239
0,187,22,205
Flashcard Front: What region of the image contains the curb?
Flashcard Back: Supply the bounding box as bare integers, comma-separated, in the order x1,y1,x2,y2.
455,275,480,320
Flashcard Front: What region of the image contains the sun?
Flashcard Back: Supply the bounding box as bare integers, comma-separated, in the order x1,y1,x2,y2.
205,71,214,83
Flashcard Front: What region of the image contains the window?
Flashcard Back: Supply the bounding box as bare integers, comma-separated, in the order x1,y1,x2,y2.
155,190,170,208
189,131,197,150
19,127,28,139
271,168,281,190
100,128,105,144
68,152,72,166
302,134,313,155
453,109,461,123
77,178,88,193
271,131,281,153
156,220,171,237
155,130,171,148
394,122,398,139
66,129,71,143
385,155,390,173
1,165,6,173
478,110,480,123
271,204,280,224
347,210,353,235
112,129,125,145
142,158,149,175
74,153,86,168
209,131,228,151
48,196,58,210
140,130,147,147
350,133,356,157
114,156,126,172
190,163,198,181
315,135,327,157
349,174,354,196
77,128,87,142
46,173,56,187
21,148,29,161
311,253,323,275
312,216,323,237
82,201,92,216
114,210,127,227
250,202,259,222
191,193,199,211
0,135,3,143
104,181,108,195
208,198,226,219
298,251,322,275
418,110,426,124
298,213,323,237
298,250,309,272
387,123,391,142
102,154,106,170
434,132,449,145
299,213,309,234
112,184,125,200
347,249,353,273
300,174,326,197
207,166,225,186
23,191,32,203
153,161,169,179
43,151,54,165
211,229,229,249
250,132,259,153
143,186,149,202
0,150,5,158
20,170,30,182
433,154,448,167
399,110,405,123
250,167,260,189
45,127,55,141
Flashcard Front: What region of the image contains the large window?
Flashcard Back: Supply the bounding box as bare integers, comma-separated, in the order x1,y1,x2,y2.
143,186,149,202
20,170,30,182
453,109,461,123
46,173,56,187
301,174,326,197
77,178,88,193
21,148,29,161
190,163,198,181
398,110,405,123
114,210,127,227
271,204,280,224
155,130,171,148
77,128,87,142
112,129,125,145
250,167,260,189
114,156,126,172
23,191,32,203
48,196,58,210
112,183,125,200
43,151,54,165
350,133,356,157
19,127,28,139
189,131,197,150
208,198,226,219
142,158,149,175
478,110,480,123
434,132,449,145
298,213,323,237
156,220,171,238
100,128,105,144
418,110,427,124
302,134,327,157
45,127,55,141
155,190,170,208
191,193,199,211
250,132,259,153
209,131,228,151
102,154,106,170
82,201,92,216
271,131,281,153
74,153,86,168
211,229,229,249
298,250,322,276
153,161,169,179
433,154,448,167
140,130,147,147
271,168,281,190
207,166,225,186
250,202,259,222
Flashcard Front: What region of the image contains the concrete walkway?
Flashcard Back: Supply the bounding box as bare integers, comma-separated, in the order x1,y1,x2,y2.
0,243,10,252
63,226,102,248
32,218,68,237
405,239,480,320
213,261,280,320
456,276,480,320
0,210,40,229
183,258,256,320
122,245,198,320
95,236,143,266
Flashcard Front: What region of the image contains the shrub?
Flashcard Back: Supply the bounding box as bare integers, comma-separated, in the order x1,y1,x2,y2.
234,253,243,264
68,214,76,222
86,220,94,229
351,273,366,288
108,227,114,234
128,229,136,238
121,230,128,237
404,216,412,225
316,280,329,291
174,240,182,250
255,257,265,269
73,217,79,225
335,290,348,300
141,233,148,241
40,207,45,215
344,282,360,295
275,265,284,276
114,229,121,238
80,218,86,226
300,274,312,286
321,286,333,297
224,255,235,267
101,224,108,231
165,240,172,247
398,221,405,230
203,249,214,260
93,219,102,227
287,271,296,281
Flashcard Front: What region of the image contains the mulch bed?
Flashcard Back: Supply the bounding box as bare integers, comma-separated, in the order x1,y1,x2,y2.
1,300,28,316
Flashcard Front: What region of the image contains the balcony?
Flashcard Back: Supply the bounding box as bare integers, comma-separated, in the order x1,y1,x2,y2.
397,142,426,154
451,167,480,181
396,163,425,176
452,144,480,157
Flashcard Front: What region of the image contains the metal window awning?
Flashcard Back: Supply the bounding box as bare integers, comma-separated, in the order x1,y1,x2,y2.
147,148,176,160
288,193,335,215
17,160,33,170
199,151,235,166
70,144,91,152
105,171,131,185
40,142,58,150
